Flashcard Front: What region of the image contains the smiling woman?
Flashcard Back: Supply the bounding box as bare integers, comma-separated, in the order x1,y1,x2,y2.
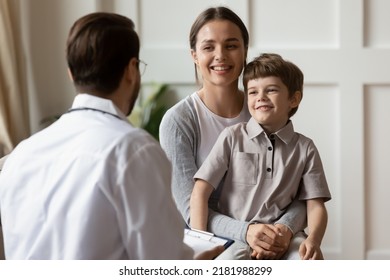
159,6,307,260
160,8,251,241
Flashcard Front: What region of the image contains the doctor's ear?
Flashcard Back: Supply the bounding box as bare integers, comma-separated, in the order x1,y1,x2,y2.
67,68,74,82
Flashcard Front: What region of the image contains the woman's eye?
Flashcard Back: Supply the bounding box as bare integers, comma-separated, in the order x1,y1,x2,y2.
226,44,238,49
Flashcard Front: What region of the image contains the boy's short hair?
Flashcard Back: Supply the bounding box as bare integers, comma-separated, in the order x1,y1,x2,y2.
66,12,139,95
243,53,304,117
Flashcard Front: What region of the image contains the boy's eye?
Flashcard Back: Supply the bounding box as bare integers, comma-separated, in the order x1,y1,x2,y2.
267,88,277,93
248,90,257,95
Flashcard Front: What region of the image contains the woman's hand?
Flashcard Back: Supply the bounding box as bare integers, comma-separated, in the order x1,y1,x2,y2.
247,223,292,259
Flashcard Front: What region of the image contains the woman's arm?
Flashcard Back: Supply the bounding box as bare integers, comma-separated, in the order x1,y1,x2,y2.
274,197,307,234
159,101,250,243
159,102,200,223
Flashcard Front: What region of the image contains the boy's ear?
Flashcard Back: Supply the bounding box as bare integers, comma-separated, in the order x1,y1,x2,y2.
290,91,302,108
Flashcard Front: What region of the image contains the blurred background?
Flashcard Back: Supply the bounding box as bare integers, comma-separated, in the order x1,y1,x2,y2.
1,0,390,259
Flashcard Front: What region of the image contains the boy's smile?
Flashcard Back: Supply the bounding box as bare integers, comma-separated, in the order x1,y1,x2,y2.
247,76,300,134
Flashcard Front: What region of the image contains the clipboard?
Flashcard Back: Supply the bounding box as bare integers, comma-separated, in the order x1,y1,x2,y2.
183,228,234,256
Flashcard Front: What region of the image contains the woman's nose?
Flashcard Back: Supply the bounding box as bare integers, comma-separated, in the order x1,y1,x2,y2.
215,47,226,61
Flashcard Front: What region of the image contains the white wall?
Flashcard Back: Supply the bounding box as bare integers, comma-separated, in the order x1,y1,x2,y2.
16,0,390,259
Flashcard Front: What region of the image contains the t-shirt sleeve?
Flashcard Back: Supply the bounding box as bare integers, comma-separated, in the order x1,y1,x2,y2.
194,128,232,190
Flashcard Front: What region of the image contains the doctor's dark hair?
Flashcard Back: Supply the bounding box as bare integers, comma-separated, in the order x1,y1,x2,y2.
243,53,304,117
189,6,249,83
66,12,140,95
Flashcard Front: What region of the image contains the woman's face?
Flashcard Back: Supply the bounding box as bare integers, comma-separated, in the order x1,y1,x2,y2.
191,20,247,87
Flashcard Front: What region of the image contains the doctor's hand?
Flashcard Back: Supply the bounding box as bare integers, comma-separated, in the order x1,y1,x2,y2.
194,245,225,260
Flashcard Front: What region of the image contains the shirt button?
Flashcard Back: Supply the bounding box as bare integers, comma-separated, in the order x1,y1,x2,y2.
267,168,272,172
268,146,272,151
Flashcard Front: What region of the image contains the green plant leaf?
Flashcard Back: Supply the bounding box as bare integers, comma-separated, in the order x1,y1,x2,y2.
128,83,170,141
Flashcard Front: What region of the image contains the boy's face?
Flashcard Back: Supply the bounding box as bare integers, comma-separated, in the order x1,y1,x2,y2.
247,76,301,134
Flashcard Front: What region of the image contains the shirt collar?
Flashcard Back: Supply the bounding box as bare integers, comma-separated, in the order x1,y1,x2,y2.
246,117,295,144
247,117,265,139
71,93,128,121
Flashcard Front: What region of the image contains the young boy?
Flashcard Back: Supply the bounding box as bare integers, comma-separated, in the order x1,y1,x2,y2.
190,53,331,260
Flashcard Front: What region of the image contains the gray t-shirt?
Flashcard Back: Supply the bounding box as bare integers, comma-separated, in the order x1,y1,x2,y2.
192,92,250,167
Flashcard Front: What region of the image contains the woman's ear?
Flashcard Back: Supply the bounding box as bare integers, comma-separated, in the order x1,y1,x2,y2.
191,49,198,65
